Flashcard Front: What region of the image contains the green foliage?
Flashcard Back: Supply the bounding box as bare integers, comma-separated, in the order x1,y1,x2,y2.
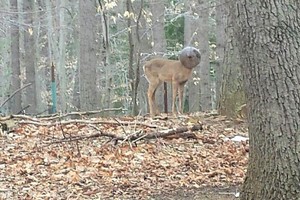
165,15,184,53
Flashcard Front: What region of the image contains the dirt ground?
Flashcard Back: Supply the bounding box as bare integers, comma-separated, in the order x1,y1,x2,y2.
151,189,238,200
152,186,240,200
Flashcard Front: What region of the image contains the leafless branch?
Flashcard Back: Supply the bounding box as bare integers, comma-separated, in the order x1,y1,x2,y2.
17,118,159,128
0,83,32,109
46,124,202,145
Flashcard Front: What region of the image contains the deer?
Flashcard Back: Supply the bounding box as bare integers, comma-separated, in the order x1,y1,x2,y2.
143,47,201,116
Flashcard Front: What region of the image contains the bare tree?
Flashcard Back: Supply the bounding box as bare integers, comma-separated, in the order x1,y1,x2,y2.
9,0,22,114
215,0,227,110
186,0,211,112
126,0,144,115
23,0,37,114
98,0,111,110
79,0,100,111
149,0,168,114
57,0,67,113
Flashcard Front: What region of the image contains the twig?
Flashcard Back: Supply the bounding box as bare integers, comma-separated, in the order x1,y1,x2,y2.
17,104,31,114
0,83,32,109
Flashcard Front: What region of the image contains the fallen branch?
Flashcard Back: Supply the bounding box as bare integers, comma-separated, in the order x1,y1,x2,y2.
37,107,127,120
18,119,160,128
0,114,40,122
0,108,126,121
47,124,202,145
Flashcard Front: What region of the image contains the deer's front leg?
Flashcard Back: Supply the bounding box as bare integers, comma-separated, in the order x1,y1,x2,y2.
178,82,185,114
172,82,179,115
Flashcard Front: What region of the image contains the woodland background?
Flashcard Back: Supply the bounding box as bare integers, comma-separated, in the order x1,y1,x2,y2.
0,0,244,117
1,1,300,199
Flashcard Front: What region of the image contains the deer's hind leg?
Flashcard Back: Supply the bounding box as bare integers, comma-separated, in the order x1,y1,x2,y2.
147,80,162,116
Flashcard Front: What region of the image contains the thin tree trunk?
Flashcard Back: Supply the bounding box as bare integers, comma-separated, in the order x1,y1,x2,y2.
23,0,37,114
45,0,55,113
150,0,168,114
126,0,134,114
137,10,152,115
132,0,143,115
186,0,211,112
70,1,80,111
58,0,67,113
97,0,111,111
35,0,54,114
197,0,211,111
126,0,143,115
79,0,99,111
9,0,22,114
184,2,200,112
215,0,227,110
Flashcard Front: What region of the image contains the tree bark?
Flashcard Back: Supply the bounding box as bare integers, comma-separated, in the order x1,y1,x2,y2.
9,0,22,114
215,0,227,110
126,0,135,114
58,0,67,113
218,1,245,118
150,0,169,113
185,0,199,113
187,0,211,112
98,0,111,111
234,1,300,199
79,0,99,111
23,0,37,115
126,0,143,115
197,0,211,112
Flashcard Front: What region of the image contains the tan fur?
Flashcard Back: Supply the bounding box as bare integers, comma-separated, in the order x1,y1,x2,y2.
143,58,194,116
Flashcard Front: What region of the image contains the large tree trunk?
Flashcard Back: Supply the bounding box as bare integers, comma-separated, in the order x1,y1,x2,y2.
235,1,300,199
79,0,99,111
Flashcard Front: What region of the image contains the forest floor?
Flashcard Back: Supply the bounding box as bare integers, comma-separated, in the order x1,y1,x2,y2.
0,112,248,199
